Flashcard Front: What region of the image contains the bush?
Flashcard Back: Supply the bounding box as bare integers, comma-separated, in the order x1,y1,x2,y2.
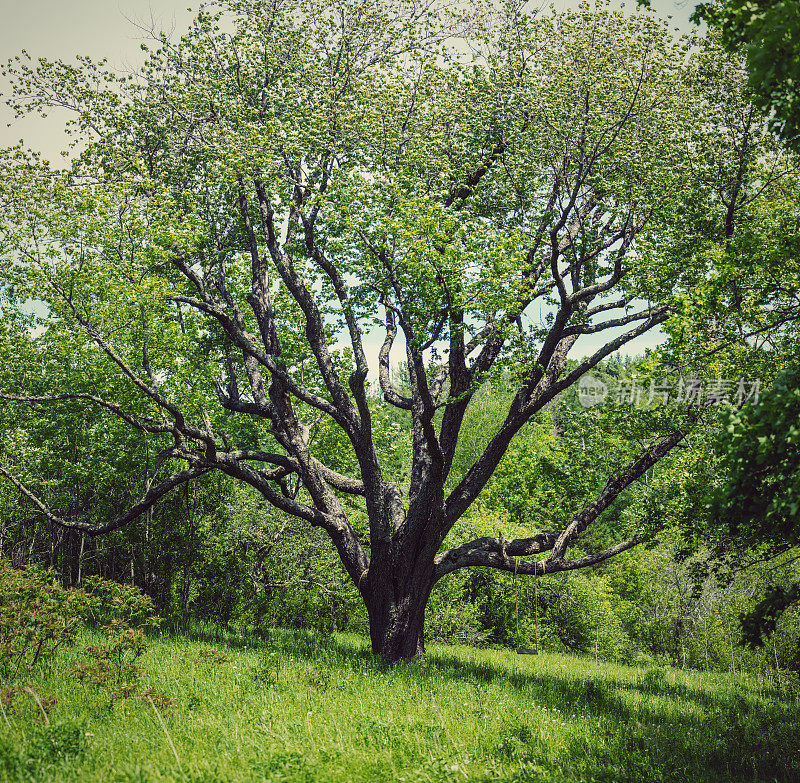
427,574,489,646
0,558,158,702
0,561,89,677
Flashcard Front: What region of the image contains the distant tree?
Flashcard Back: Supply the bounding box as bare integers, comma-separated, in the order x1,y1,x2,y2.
0,0,785,660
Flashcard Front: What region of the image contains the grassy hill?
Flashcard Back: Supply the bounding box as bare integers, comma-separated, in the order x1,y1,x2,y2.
1,629,798,782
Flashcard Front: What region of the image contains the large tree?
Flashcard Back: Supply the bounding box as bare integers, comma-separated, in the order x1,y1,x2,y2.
0,0,766,659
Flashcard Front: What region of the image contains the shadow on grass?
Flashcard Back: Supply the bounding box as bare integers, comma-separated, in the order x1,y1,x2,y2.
163,623,800,783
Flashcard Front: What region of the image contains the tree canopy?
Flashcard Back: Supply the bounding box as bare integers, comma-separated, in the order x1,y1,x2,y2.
691,0,800,150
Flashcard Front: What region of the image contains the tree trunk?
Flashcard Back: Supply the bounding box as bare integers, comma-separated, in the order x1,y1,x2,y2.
366,571,434,662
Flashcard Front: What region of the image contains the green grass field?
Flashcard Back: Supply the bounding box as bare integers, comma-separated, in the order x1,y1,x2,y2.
1,628,798,782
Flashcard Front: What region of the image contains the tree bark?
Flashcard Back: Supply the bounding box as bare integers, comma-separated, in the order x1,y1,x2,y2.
365,564,434,661
367,589,430,661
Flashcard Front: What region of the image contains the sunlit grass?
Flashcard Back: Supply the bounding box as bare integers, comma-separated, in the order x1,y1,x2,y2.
1,628,797,782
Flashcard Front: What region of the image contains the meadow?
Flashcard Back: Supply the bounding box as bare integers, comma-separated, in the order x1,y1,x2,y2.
0,627,798,783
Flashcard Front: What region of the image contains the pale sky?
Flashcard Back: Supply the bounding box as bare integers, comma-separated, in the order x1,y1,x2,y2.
0,0,196,156
0,0,697,158
0,0,697,364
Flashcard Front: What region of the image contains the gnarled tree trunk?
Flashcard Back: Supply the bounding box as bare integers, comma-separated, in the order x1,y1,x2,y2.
366,576,434,661
363,525,438,661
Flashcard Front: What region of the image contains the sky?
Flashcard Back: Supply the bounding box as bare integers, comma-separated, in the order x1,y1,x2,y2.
0,0,196,156
0,0,698,156
0,0,699,367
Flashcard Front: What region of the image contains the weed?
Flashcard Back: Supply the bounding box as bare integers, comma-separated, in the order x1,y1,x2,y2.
138,688,175,710
306,666,333,690
0,719,86,776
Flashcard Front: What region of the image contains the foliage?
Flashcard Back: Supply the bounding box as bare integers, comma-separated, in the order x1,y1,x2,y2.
0,0,740,658
0,558,159,711
741,583,800,648
658,31,800,372
426,570,489,647
710,365,800,649
716,364,800,557
81,575,160,630
691,0,800,149
0,561,87,677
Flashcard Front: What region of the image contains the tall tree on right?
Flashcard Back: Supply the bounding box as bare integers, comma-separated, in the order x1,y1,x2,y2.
675,3,800,648
692,0,800,150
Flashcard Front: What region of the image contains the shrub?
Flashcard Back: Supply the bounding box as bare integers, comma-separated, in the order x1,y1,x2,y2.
0,558,158,708
0,561,88,677
427,574,489,647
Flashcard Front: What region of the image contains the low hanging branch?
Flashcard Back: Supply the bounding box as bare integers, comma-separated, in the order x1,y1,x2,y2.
434,420,695,580
0,463,211,537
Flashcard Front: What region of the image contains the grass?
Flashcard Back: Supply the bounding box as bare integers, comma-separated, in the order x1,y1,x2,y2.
1,627,798,782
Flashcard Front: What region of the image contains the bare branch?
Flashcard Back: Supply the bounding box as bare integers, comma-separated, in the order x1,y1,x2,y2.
563,304,669,336
0,463,209,536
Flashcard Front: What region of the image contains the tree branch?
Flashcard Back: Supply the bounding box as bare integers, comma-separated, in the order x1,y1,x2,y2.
0,463,209,536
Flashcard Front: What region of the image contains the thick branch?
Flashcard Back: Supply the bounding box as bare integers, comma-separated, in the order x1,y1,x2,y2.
434,530,559,578
435,534,641,580
224,450,365,496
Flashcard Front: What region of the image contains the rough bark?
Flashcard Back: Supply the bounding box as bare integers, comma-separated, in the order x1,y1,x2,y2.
366,580,432,661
